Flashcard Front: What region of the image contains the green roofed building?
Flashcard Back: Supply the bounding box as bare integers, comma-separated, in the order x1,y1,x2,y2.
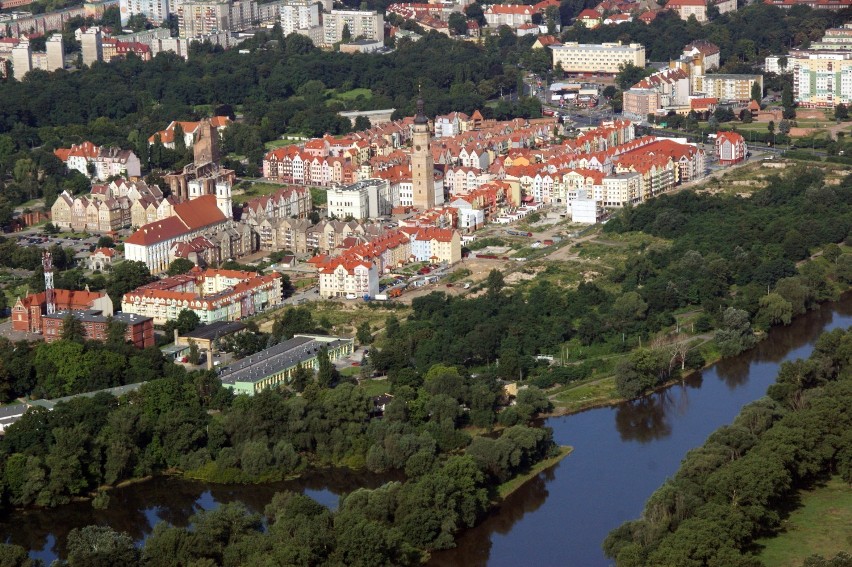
217,334,354,395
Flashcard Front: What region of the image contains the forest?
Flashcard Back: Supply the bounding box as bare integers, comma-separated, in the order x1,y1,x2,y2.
0,325,557,563
560,3,850,65
602,327,852,567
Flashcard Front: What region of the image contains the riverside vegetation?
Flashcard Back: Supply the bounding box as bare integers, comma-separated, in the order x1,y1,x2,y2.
603,327,852,567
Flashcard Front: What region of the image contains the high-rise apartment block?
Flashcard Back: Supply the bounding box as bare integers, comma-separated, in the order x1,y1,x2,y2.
323,9,384,45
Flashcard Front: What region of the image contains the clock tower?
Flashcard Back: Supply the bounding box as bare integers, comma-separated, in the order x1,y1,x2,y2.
411,96,436,210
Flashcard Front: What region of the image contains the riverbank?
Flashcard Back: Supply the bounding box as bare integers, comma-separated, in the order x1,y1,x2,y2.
497,445,573,500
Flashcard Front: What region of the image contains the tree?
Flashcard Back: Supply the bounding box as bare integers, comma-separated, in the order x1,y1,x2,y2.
750,80,762,103
106,261,154,310
464,2,486,25
61,313,86,343
67,526,139,566
782,83,796,119
187,340,201,365
353,115,371,131
173,122,187,155
486,269,504,299
176,309,200,334
167,258,195,276
778,120,791,136
835,254,852,284
756,292,792,329
356,322,372,346
835,103,849,121
715,308,757,357
448,12,468,36
96,235,115,248
317,346,336,388
616,63,652,91
341,24,351,43
767,120,775,136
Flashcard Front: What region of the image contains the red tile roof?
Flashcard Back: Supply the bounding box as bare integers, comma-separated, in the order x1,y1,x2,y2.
173,195,226,231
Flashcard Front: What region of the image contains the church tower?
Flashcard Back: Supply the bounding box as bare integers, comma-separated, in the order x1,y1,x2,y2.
193,118,220,165
215,179,233,219
411,96,436,210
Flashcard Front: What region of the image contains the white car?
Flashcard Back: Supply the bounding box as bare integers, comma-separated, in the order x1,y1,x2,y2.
345,293,357,300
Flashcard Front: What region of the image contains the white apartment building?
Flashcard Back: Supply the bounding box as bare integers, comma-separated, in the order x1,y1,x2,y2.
787,26,852,107
571,190,605,224
318,258,380,299
326,179,395,220
550,42,645,74
120,0,170,25
601,172,642,207
279,0,319,34
323,9,384,45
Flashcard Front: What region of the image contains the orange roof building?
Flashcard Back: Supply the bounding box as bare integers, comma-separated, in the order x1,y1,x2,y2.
121,267,284,325
12,289,112,334
124,195,230,274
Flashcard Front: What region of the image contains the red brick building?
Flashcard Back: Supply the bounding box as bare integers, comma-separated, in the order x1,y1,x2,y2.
12,289,112,334
42,310,155,348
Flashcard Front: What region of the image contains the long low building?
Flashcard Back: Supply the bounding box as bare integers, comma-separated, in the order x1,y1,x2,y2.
550,41,645,74
43,309,155,348
218,334,354,395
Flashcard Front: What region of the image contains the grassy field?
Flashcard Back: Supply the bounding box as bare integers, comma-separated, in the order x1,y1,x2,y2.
331,88,372,101
232,182,286,204
256,301,410,337
264,139,302,150
756,477,852,567
551,377,620,411
497,446,573,500
357,377,391,397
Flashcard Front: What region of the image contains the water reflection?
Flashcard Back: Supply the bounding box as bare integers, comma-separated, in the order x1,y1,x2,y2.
0,469,399,561
428,461,557,567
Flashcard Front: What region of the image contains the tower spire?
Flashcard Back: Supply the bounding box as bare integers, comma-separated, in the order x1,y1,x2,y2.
415,83,428,125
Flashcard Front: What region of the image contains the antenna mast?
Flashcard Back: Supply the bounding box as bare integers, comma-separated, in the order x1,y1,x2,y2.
43,251,55,315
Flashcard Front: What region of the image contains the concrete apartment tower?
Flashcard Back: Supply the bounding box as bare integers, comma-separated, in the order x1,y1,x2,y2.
194,118,221,165
11,40,32,80
81,27,104,67
46,34,64,72
411,96,436,211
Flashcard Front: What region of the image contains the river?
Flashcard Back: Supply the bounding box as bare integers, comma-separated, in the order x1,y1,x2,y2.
3,296,852,564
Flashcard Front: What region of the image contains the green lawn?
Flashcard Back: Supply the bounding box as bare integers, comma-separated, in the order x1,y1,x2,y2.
332,88,372,101
358,378,391,397
264,139,301,150
232,182,287,204
552,377,619,411
756,477,852,567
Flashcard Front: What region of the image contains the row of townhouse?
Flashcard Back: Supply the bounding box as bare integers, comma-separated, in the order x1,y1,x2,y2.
54,141,142,181
238,186,312,226
497,136,705,210
442,167,495,195
121,267,283,325
50,179,172,232
314,226,461,298
262,148,359,186
251,217,385,254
